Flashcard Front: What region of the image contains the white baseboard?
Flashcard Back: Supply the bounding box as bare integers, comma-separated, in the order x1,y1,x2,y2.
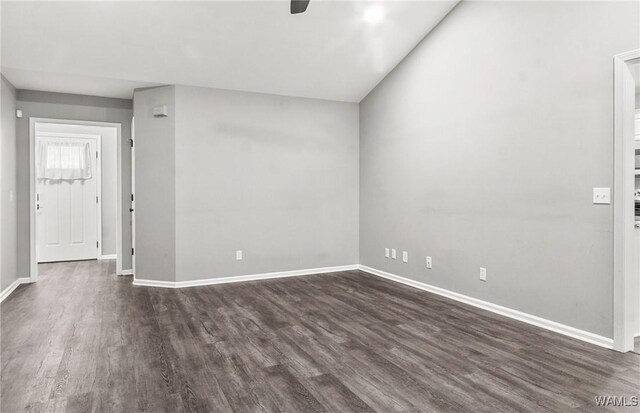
132,264,358,289
0,277,32,304
129,262,612,349
119,269,133,276
100,254,117,260
358,265,614,349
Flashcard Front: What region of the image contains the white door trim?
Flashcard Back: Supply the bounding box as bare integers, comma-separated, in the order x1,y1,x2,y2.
131,117,136,277
36,132,103,261
29,118,123,282
613,49,640,352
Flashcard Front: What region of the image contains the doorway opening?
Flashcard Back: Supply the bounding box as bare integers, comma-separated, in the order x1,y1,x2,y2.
613,50,640,352
29,118,124,281
629,59,640,353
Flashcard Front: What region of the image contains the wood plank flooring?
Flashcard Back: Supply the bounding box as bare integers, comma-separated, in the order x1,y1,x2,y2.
1,260,639,412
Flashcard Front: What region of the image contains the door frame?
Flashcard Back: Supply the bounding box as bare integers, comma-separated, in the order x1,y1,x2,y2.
35,132,103,261
29,118,123,282
613,49,640,352
131,117,136,277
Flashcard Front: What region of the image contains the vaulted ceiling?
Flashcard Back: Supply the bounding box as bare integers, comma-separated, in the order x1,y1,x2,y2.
1,1,458,102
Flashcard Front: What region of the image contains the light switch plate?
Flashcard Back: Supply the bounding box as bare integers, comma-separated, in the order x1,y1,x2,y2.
426,256,432,269
593,188,611,205
236,250,243,260
402,251,408,263
480,267,487,281
385,248,390,258
391,249,397,260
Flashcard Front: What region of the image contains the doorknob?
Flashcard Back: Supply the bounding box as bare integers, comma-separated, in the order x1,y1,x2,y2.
129,208,134,213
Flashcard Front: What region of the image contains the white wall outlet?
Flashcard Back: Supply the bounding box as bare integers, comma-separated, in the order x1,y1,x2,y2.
426,256,432,269
236,250,243,260
391,249,397,259
16,109,22,118
402,251,408,263
385,248,390,258
592,187,611,205
480,267,487,281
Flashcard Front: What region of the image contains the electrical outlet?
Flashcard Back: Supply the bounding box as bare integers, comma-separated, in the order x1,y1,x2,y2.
480,267,487,281
426,256,432,269
402,251,408,263
593,188,611,205
391,249,397,259
385,248,390,258
236,250,243,260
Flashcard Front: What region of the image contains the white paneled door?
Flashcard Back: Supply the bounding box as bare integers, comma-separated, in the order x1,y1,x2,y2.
36,136,100,263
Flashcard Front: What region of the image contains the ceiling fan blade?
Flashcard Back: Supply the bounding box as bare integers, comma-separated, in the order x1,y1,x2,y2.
291,0,310,14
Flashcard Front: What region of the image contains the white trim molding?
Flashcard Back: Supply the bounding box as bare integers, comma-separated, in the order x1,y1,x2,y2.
359,265,613,349
613,48,640,352
119,269,133,276
132,265,358,289
0,278,32,304
129,262,613,349
100,254,117,260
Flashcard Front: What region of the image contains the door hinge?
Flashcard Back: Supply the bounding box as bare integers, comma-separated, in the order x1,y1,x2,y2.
132,248,135,255
96,151,98,159
130,139,134,148
131,194,134,202
97,241,99,248
96,196,99,203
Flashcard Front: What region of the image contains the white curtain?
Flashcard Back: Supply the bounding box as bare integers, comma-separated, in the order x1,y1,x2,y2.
36,141,92,180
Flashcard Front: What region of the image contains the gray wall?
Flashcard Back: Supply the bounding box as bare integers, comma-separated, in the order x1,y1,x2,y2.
359,0,639,338
1,75,18,291
133,85,358,282
16,91,133,275
174,86,359,281
133,86,176,282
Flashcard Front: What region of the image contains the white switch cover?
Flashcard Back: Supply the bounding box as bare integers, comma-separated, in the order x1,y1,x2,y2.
593,188,611,205
385,248,390,258
426,256,432,269
236,250,243,260
480,267,487,281
402,251,408,263
391,249,397,259
16,110,22,118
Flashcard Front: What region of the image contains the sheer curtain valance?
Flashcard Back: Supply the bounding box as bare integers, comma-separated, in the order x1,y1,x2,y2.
36,141,93,180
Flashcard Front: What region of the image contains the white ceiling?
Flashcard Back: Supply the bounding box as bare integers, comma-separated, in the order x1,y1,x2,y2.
1,0,458,102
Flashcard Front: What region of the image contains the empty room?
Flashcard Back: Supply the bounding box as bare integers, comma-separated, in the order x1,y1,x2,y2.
1,0,639,412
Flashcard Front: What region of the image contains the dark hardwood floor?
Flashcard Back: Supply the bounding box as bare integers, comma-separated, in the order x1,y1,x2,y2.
1,260,638,412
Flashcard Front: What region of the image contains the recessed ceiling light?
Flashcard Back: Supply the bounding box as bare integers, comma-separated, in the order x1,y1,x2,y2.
363,5,384,24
